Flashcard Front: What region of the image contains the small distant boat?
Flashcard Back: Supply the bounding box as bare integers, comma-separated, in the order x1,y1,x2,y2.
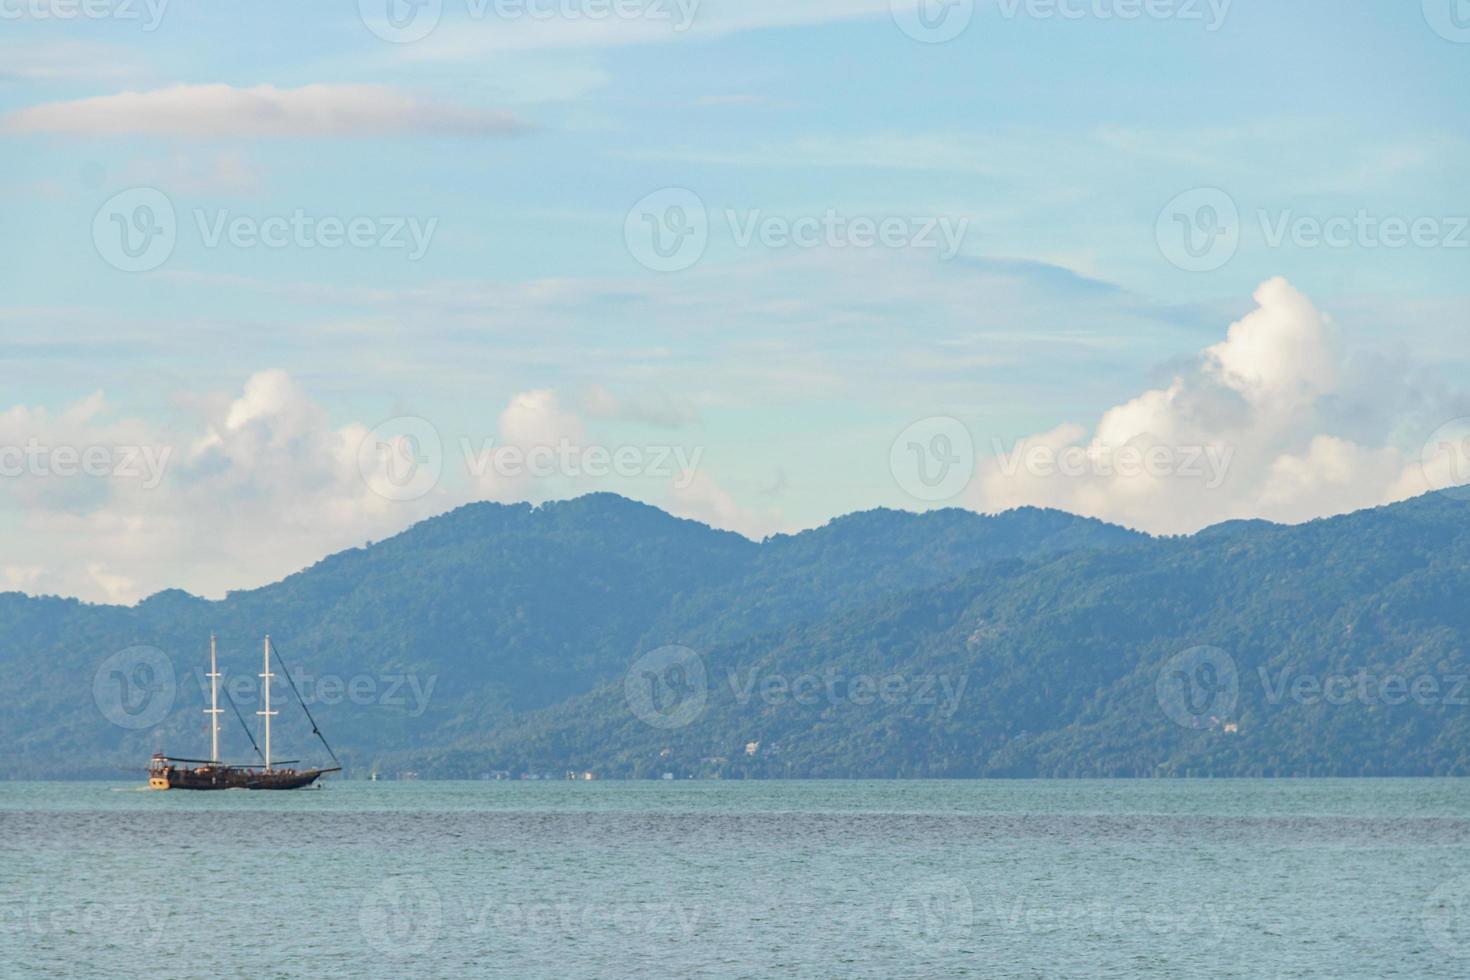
147,634,341,791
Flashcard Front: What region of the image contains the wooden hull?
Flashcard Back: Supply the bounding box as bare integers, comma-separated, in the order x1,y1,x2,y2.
150,766,335,791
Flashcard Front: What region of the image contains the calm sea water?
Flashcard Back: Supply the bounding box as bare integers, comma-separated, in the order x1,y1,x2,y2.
3,779,1469,979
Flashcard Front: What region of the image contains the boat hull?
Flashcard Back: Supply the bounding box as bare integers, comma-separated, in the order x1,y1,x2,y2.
150,765,334,791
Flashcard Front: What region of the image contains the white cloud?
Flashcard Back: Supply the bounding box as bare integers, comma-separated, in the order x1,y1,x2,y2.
0,372,451,603
0,41,147,83
0,373,768,603
398,0,893,59
580,384,699,428
665,471,783,541
2,83,525,138
973,277,1453,534
498,389,586,449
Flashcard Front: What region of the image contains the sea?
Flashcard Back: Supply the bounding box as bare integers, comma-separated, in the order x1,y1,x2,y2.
2,779,1468,979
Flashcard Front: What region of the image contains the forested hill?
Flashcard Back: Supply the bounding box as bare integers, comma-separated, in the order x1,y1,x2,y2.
1,494,1141,777
454,491,1470,778
7,491,1470,778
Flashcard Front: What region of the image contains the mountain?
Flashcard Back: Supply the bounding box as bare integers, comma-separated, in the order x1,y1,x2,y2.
461,492,1470,778
0,494,1142,777
8,491,1470,779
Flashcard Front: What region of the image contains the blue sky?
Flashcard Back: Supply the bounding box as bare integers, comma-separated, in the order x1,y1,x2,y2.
1,0,1468,601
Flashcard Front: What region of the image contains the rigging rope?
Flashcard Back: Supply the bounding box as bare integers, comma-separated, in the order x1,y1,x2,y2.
223,682,265,762
268,638,341,767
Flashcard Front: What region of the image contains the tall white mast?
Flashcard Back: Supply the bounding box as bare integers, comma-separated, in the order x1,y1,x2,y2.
258,634,276,771
205,634,223,763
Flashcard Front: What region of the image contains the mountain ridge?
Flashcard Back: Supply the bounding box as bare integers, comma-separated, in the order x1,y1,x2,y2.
6,490,1469,778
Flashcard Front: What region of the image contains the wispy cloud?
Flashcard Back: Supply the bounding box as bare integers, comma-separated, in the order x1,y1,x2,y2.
394,0,894,59
118,151,265,195
0,41,147,83
692,94,792,109
2,83,527,138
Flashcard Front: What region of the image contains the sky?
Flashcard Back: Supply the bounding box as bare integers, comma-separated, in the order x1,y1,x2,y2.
0,0,1468,603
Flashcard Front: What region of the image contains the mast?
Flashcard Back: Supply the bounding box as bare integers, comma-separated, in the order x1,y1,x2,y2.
257,634,277,771
205,634,223,763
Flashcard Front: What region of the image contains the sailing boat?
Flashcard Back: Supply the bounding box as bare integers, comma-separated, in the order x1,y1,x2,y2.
147,634,342,791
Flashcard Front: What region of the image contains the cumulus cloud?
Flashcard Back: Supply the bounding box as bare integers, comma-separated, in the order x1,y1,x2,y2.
0,374,761,603
2,83,525,138
972,277,1457,534
666,471,784,541
498,389,587,449
0,372,448,602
